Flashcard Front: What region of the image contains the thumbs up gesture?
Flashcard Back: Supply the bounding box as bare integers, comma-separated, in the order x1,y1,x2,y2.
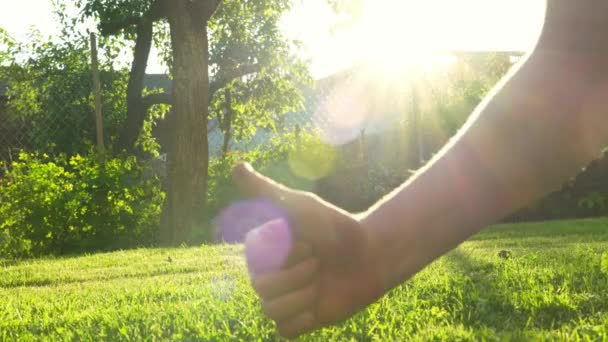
233,162,385,339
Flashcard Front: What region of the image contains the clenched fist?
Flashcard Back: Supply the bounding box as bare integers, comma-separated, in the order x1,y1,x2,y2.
233,163,386,339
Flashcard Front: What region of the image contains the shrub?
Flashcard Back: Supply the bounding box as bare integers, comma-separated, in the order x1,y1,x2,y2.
577,192,607,213
0,151,163,258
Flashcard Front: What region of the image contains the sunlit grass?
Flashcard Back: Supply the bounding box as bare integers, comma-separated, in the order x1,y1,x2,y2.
1,219,607,341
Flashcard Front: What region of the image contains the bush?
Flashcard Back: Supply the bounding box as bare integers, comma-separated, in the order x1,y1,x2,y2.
0,151,164,258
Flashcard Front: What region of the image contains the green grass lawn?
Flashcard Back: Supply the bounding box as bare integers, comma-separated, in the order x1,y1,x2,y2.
1,219,608,341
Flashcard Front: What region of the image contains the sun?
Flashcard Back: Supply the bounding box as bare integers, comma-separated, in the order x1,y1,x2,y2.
354,0,458,78
280,0,546,79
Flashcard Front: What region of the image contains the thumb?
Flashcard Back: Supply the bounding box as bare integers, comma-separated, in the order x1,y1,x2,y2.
232,162,289,200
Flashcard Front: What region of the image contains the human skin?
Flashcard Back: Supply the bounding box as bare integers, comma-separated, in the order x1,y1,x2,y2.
233,1,608,339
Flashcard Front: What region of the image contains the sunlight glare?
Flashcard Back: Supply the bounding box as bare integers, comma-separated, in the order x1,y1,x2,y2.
359,0,449,70
312,80,372,146
281,0,546,79
288,139,337,180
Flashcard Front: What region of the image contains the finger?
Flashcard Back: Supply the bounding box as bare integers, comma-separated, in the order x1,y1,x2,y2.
276,312,316,339
261,280,318,321
232,163,343,251
232,163,309,233
232,162,289,200
253,257,319,299
284,242,313,268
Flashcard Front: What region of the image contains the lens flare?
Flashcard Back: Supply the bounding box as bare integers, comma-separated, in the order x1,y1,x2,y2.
313,81,371,146
262,161,315,192
245,219,293,275
288,139,337,181
216,201,293,274
215,199,288,244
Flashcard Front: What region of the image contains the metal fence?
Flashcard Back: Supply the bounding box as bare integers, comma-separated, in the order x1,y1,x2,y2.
0,67,427,197
0,108,30,162
0,78,98,162
0,42,429,168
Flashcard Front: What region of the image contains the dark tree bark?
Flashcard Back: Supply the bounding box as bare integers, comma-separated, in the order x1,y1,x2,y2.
111,3,257,156
116,52,256,154
114,18,154,154
160,0,219,245
112,0,171,154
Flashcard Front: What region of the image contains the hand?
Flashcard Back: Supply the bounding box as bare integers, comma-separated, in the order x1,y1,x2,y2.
233,163,387,339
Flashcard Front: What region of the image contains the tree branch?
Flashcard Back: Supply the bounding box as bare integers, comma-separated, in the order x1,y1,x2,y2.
143,92,173,109
99,0,168,36
207,0,223,18
100,16,141,36
190,0,222,20
139,61,257,138
209,63,261,98
114,12,155,153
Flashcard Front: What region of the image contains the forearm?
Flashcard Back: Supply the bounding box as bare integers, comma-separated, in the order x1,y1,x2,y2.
362,49,608,290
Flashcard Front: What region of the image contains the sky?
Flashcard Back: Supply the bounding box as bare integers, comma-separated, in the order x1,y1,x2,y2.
0,0,546,79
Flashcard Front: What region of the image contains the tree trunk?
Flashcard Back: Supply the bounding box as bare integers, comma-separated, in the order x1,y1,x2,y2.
221,88,233,158
115,18,154,154
160,2,211,244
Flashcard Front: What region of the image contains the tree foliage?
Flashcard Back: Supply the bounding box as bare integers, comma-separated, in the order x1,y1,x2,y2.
73,0,311,153
0,25,131,155
208,0,312,145
426,52,514,137
71,0,311,244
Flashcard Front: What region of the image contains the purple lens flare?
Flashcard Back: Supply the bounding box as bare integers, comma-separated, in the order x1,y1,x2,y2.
215,199,293,274
215,199,287,243
245,218,293,275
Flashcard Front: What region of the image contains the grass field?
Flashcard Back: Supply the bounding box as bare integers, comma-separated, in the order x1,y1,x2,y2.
1,219,608,341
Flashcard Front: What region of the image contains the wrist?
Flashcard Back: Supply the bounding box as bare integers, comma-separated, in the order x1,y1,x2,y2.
356,182,473,291
357,209,418,292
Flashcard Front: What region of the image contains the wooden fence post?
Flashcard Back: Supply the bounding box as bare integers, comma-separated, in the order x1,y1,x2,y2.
90,33,105,167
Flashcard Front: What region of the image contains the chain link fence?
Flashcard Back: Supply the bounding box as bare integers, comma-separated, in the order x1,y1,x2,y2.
0,81,26,161
0,56,417,164
0,61,103,163
0,63,435,201
0,103,31,162
3,54,608,221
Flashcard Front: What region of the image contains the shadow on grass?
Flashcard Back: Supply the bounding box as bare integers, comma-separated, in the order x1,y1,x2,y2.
445,248,579,332
472,219,608,242
0,266,201,290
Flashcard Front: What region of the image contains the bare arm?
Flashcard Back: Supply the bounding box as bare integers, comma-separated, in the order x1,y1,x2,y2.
363,1,608,290
237,2,608,338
